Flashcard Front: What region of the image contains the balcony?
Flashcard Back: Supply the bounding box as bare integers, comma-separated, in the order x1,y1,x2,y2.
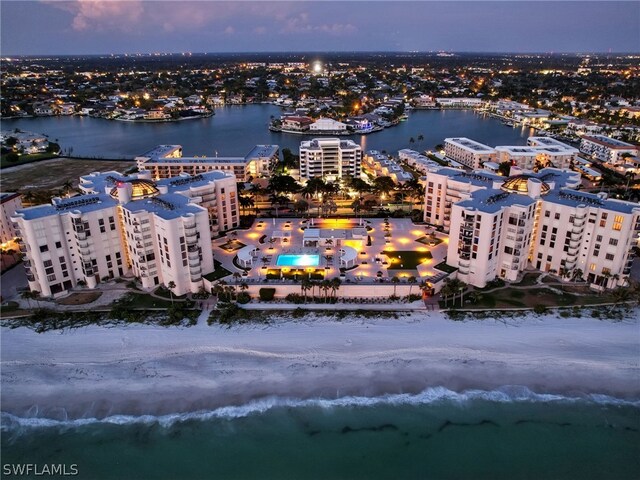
78,248,91,256
77,240,89,249
76,232,87,241
567,247,578,257
190,274,202,283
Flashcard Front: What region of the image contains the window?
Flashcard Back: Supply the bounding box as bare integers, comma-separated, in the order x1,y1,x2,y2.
609,238,618,246
43,259,53,267
55,241,62,249
39,245,49,252
544,211,550,218
605,253,615,261
596,235,603,242
613,215,623,231
590,263,596,271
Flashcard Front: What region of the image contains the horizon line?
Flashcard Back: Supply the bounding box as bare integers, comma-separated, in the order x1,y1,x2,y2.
4,50,639,58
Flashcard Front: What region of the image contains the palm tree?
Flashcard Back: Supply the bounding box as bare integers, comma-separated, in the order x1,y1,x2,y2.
572,268,584,282
21,290,35,309
167,281,176,304
391,276,400,296
611,287,631,307
239,195,254,216
417,134,424,144
61,180,74,198
407,276,417,298
321,279,331,302
232,272,242,299
440,282,453,308
301,277,312,303
330,277,342,300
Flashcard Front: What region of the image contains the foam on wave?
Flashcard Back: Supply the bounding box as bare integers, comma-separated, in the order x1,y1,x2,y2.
2,386,638,432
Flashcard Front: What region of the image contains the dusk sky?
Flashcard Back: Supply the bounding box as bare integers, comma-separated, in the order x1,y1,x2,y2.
1,1,639,55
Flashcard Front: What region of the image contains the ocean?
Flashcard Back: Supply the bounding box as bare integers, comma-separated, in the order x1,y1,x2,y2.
2,386,638,480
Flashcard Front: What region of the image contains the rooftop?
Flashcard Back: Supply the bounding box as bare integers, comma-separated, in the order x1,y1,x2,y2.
456,188,536,214
445,137,495,152
15,193,118,221
544,189,640,214
122,193,206,220
581,135,637,149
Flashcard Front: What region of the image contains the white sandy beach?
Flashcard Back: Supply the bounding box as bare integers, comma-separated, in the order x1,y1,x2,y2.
1,311,639,419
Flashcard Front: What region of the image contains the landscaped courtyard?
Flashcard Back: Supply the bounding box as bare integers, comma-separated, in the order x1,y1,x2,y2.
211,218,450,286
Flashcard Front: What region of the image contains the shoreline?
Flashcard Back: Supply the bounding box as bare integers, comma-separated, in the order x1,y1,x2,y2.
2,311,639,420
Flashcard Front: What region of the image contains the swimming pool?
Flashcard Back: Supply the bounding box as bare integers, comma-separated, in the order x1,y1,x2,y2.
276,254,320,267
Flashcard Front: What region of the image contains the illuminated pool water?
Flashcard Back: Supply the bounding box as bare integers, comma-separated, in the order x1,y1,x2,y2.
276,254,320,267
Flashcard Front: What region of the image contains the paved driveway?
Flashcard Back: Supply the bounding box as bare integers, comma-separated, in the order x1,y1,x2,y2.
1,264,27,301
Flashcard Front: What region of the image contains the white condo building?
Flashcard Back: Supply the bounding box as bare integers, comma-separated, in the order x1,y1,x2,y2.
299,138,362,181
363,151,414,184
444,138,497,169
136,144,279,181
12,171,238,297
398,149,443,174
424,166,639,289
495,137,579,170
579,135,639,164
1,193,22,245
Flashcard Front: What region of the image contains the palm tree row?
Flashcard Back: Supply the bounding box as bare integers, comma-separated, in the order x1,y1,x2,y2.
300,277,342,303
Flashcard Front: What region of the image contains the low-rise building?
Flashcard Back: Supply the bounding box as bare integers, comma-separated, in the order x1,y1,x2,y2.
309,118,348,133
398,149,443,174
363,151,414,184
137,144,279,181
444,137,497,169
579,135,639,164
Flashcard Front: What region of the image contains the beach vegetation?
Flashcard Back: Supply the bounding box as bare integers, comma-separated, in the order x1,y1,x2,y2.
259,288,276,301
236,292,251,304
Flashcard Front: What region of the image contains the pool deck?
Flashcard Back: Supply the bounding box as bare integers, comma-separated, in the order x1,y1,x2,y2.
212,218,450,285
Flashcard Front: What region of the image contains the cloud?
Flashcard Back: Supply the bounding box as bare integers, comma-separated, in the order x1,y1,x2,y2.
280,12,357,36
46,0,145,32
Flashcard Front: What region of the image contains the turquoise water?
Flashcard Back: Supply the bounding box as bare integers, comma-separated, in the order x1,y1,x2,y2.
276,254,320,267
2,387,638,480
2,107,534,158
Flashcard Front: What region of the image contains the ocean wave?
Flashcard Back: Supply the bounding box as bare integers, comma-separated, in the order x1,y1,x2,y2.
2,386,638,432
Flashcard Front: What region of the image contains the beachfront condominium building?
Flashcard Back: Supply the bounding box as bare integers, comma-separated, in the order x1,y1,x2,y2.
444,138,497,169
299,138,362,181
426,166,640,289
12,171,238,297
579,135,639,165
136,144,279,181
